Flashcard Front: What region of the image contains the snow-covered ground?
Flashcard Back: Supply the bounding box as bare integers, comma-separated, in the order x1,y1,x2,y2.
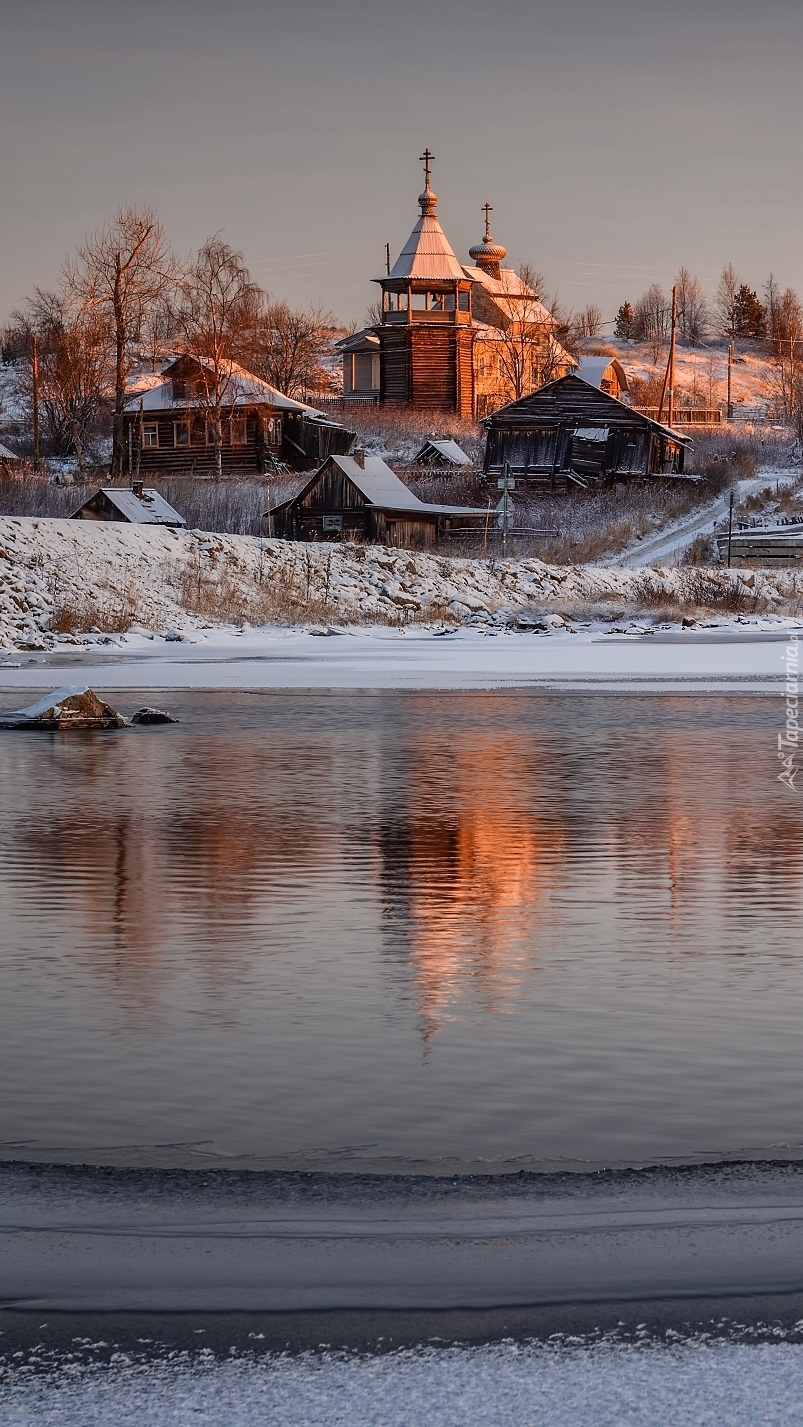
0,515,799,692
3,1339,803,1427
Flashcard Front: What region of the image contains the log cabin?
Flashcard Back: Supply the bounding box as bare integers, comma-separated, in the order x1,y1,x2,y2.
269,452,490,549
483,373,691,490
122,355,354,478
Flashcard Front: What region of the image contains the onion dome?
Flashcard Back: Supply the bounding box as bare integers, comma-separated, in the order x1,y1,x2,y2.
469,203,507,279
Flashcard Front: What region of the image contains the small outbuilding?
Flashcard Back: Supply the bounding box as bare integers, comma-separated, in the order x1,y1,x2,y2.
483,373,690,490
269,453,489,549
413,438,472,467
70,483,187,527
577,356,630,402
0,441,19,462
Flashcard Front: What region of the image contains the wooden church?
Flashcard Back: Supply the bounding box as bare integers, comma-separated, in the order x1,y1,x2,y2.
344,153,574,418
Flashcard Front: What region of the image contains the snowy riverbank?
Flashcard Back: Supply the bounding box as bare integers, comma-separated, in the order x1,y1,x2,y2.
0,515,800,691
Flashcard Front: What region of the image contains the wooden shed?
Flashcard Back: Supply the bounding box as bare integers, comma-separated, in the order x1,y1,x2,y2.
270,454,489,549
70,483,186,527
483,373,691,491
414,438,472,467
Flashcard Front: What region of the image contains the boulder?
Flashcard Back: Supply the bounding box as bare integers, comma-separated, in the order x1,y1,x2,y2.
0,686,126,730
131,707,178,724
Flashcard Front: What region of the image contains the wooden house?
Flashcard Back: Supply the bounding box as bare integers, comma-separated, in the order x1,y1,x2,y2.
483,373,690,490
270,453,489,549
339,329,381,400
122,355,354,478
70,483,186,526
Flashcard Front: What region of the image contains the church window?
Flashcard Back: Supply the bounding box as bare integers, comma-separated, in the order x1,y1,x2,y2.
458,291,470,312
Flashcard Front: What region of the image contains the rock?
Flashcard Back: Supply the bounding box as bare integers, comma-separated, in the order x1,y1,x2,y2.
131,707,178,725
0,686,127,730
164,628,185,642
681,617,697,628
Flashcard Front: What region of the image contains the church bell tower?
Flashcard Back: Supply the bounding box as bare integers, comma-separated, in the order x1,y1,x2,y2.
375,152,475,415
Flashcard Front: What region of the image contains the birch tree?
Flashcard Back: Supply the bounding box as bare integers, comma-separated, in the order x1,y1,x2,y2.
177,238,262,479
63,207,174,476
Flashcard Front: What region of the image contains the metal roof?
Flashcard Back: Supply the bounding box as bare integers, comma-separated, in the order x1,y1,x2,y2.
578,356,630,393
71,487,187,526
0,441,19,460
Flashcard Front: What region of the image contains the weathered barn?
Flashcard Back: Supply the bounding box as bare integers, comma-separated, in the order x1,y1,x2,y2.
483,374,690,490
71,483,186,527
270,454,489,549
122,355,354,477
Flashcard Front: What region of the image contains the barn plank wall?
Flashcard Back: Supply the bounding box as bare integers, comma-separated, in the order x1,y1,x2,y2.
483,377,687,485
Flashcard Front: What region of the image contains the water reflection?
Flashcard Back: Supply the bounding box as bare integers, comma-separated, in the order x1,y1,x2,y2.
3,694,803,1027
3,691,803,1169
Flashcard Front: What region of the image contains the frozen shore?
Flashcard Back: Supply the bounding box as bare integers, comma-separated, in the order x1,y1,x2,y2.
0,515,799,693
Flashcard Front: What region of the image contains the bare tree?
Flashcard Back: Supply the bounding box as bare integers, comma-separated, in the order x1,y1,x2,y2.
573,303,604,339
9,290,110,474
714,263,741,338
674,267,708,344
484,264,573,400
244,301,339,400
632,283,670,360
63,207,174,476
176,237,263,479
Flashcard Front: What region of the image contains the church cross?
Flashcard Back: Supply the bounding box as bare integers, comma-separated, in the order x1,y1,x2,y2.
483,202,493,240
420,148,435,187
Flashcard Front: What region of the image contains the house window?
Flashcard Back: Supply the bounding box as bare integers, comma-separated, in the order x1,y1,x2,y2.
264,417,282,446
322,515,342,532
205,421,220,446
173,421,190,447
142,424,159,448
230,415,247,445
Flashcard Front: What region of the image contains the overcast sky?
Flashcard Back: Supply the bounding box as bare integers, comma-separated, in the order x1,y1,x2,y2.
2,0,802,328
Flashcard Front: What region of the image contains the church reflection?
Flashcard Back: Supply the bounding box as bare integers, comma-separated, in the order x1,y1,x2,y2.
6,697,803,1033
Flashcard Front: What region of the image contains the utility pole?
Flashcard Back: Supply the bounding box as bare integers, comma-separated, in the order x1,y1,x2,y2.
385,243,391,277
657,286,677,426
727,342,734,420
31,335,40,473
667,285,677,428
726,487,734,568
497,460,515,558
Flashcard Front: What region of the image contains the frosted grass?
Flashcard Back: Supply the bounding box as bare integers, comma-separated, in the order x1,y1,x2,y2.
3,1340,803,1427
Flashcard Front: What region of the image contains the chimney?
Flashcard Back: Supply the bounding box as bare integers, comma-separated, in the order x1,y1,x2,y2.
352,448,366,469
132,480,144,498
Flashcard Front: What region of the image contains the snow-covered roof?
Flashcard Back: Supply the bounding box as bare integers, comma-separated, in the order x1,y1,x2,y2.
0,441,19,460
415,439,472,466
578,357,630,393
462,266,552,318
275,455,488,518
71,487,187,527
337,328,381,353
124,358,317,416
